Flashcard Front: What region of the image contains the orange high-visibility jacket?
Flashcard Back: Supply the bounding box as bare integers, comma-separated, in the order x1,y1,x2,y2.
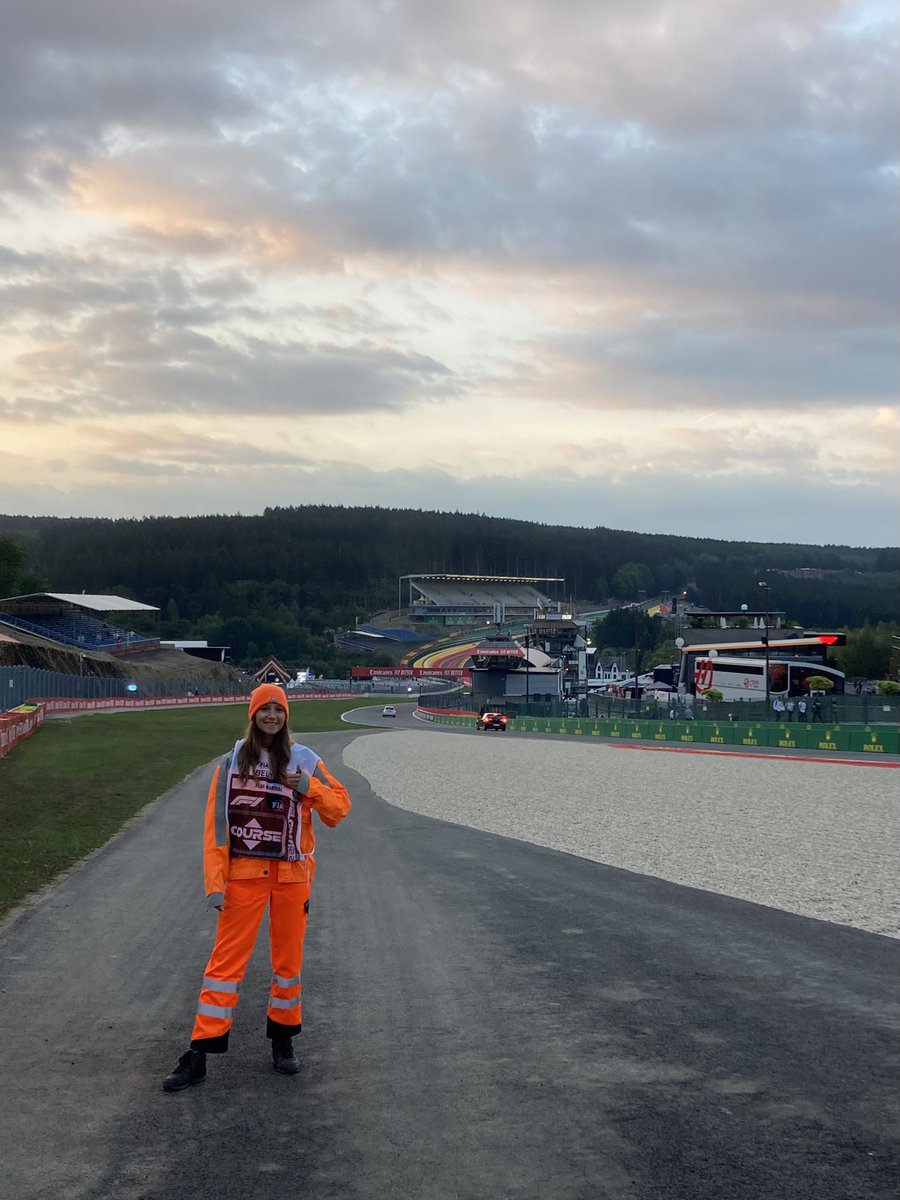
203,740,351,906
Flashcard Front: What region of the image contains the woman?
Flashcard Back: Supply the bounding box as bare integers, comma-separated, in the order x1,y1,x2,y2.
163,683,351,1091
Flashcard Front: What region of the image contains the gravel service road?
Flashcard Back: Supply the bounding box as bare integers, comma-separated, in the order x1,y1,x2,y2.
343,729,900,938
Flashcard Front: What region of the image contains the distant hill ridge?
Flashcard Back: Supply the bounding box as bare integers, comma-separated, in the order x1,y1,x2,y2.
0,506,896,633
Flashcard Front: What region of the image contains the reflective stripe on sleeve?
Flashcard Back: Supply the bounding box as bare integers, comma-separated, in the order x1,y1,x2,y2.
214,754,230,844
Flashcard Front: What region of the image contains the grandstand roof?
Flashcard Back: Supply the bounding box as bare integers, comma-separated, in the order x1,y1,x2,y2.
400,574,563,583
0,592,158,614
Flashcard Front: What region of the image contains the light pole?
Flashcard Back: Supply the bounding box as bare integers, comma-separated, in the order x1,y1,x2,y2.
633,608,642,712
758,581,770,712
524,626,530,711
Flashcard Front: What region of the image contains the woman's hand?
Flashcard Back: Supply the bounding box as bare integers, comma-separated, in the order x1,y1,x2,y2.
285,769,302,789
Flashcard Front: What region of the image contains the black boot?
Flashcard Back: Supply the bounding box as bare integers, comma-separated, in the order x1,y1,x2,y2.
271,1034,300,1075
163,1048,207,1092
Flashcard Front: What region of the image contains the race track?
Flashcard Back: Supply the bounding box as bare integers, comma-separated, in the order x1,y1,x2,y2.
0,724,897,1200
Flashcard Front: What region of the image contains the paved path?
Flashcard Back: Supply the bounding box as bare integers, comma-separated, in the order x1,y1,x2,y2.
0,728,897,1200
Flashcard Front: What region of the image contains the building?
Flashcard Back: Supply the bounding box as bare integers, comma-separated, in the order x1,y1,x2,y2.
467,633,562,706
160,640,231,663
253,656,293,686
526,614,592,696
0,592,159,654
594,658,629,685
400,574,564,627
674,609,846,699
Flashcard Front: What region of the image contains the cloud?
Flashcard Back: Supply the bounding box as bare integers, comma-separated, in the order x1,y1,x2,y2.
0,0,896,543
0,252,457,417
871,406,899,430
10,330,454,419
526,318,897,409
82,425,321,473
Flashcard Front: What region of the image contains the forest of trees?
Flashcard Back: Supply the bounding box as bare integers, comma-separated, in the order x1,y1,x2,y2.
0,506,896,671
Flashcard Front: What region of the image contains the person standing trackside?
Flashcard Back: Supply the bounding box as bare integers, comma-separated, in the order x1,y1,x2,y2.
163,684,351,1092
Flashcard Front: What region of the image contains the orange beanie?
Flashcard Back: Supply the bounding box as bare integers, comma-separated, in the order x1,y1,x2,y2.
248,683,289,721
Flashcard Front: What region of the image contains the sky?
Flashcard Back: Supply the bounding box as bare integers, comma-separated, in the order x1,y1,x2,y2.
0,0,897,547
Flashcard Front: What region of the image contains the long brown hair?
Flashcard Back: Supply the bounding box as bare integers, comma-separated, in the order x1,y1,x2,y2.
236,720,292,784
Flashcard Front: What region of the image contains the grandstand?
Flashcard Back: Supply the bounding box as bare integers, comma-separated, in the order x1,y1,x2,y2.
400,574,564,627
0,593,159,654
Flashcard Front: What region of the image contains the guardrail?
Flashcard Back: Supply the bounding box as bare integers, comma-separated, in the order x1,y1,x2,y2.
418,708,900,756
424,691,899,727
0,665,249,713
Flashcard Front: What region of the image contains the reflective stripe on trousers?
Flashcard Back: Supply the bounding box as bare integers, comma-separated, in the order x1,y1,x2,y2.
191,875,310,1045
269,968,302,1023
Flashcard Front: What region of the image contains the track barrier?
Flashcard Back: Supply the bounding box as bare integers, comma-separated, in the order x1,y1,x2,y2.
418,708,899,755
0,692,355,761
0,706,46,760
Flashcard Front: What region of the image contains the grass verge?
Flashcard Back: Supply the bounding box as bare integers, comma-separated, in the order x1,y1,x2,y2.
0,700,376,922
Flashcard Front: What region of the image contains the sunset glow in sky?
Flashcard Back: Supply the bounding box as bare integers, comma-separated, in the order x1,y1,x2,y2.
1,0,897,544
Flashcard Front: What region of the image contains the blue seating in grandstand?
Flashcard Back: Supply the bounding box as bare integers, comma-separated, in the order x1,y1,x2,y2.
26,612,118,648
334,633,386,654
0,609,158,652
355,625,424,643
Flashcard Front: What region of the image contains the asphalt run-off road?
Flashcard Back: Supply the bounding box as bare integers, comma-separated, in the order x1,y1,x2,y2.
0,704,897,1200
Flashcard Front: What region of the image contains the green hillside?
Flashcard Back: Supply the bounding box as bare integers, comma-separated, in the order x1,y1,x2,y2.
0,507,896,671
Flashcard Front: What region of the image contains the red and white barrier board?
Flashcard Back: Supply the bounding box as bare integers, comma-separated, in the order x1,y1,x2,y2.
352,666,471,680
0,692,355,759
0,705,46,759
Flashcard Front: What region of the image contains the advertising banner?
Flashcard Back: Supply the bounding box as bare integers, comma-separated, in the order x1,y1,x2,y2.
351,666,470,678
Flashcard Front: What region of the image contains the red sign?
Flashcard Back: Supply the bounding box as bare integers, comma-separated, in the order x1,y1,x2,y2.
352,666,469,678
0,707,44,758
694,659,714,692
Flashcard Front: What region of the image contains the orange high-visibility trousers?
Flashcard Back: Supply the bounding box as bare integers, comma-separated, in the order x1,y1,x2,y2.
190,875,310,1052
